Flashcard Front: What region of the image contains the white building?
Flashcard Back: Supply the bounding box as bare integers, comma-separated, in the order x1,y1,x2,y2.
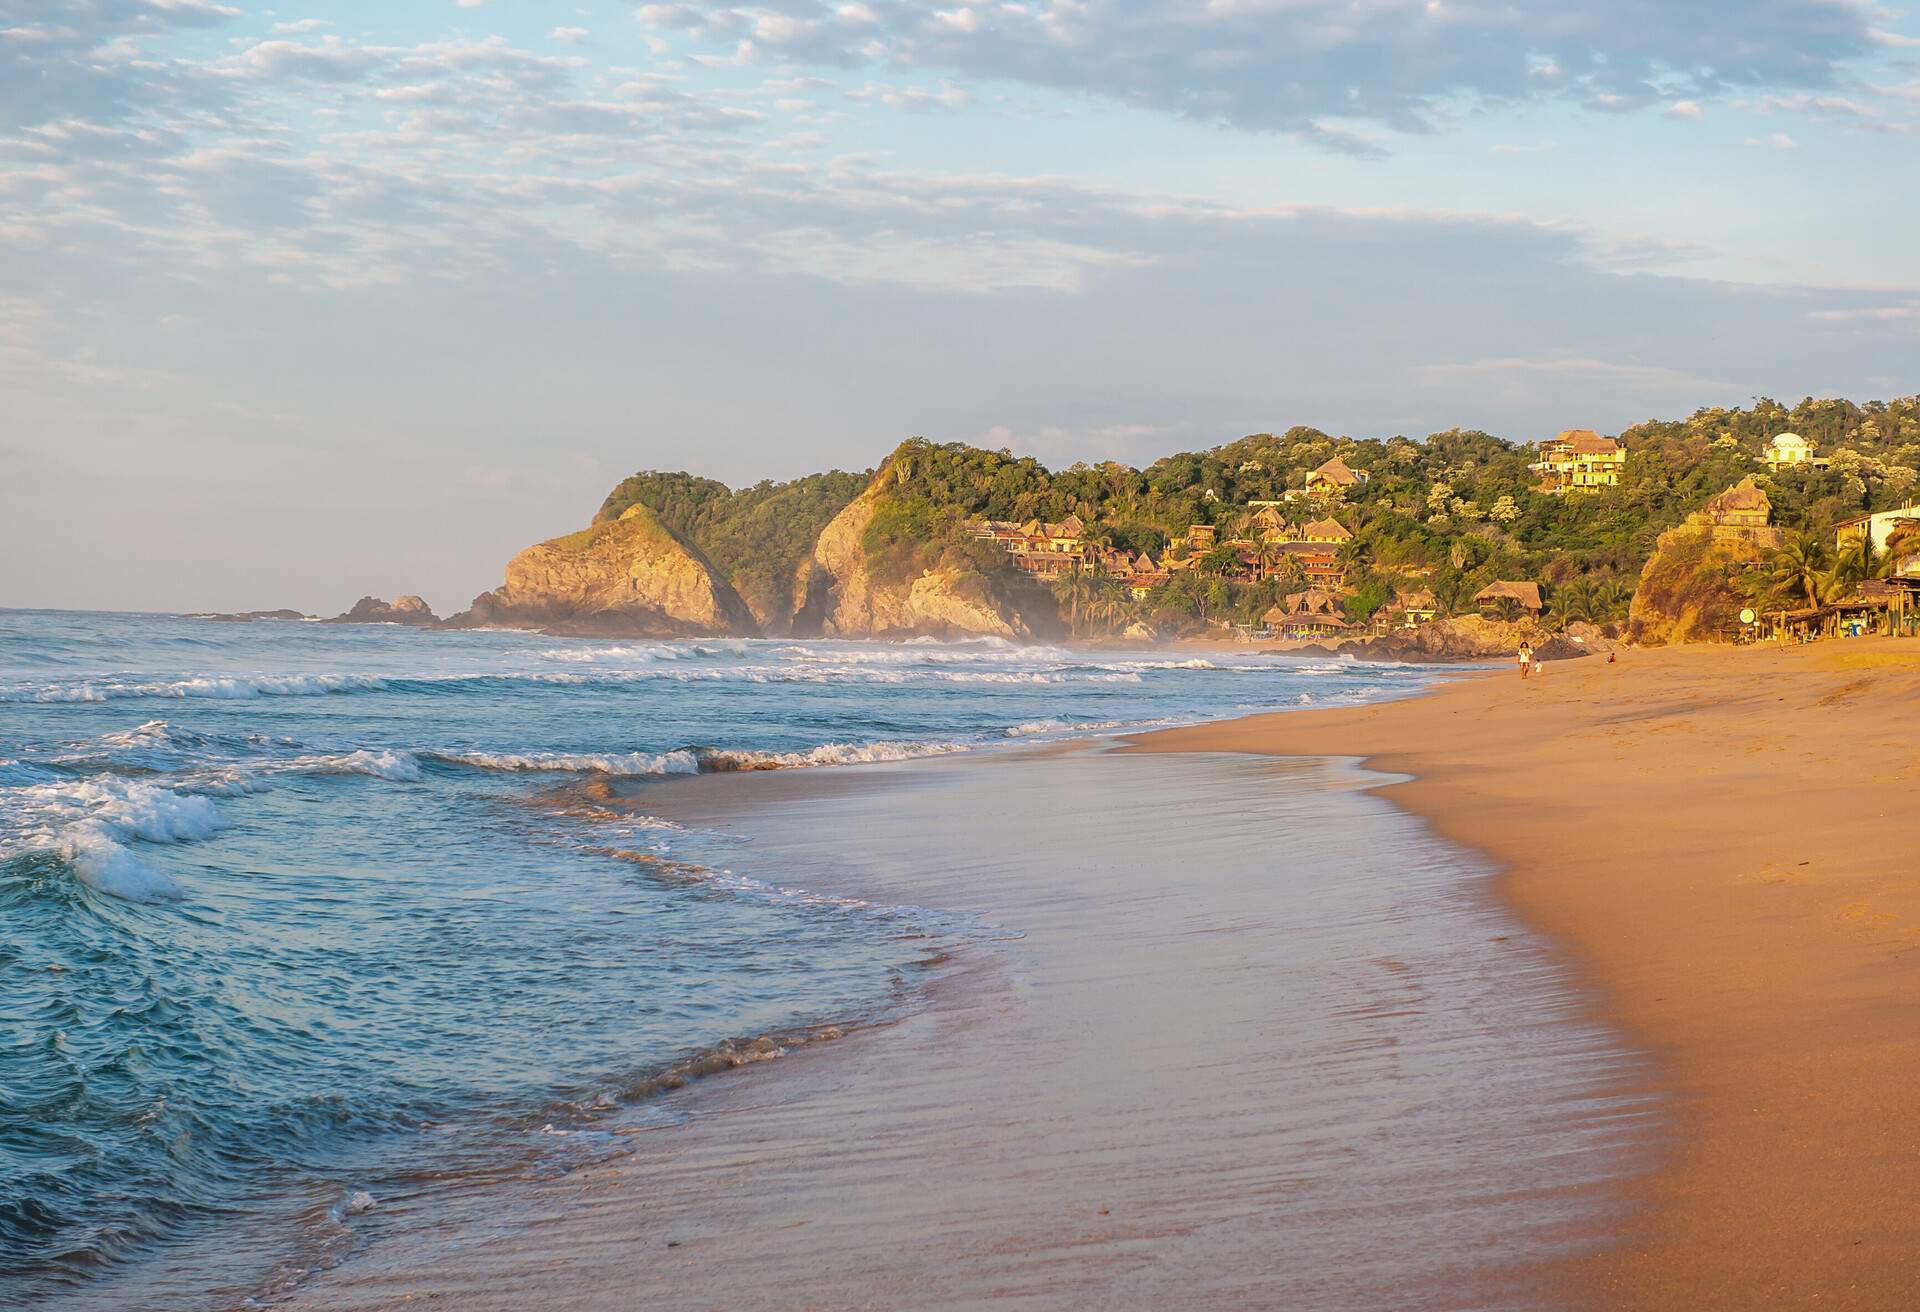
1836,506,1920,554
1760,432,1829,471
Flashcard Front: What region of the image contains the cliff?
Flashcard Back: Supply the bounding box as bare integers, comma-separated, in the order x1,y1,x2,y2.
1626,521,1766,646
452,503,758,637
791,476,1055,639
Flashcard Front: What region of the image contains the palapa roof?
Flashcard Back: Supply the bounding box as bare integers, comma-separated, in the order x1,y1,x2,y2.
1542,429,1620,456
1309,456,1363,486
1055,513,1085,535
1702,476,1771,518
1474,580,1544,610
1299,516,1352,541
1395,588,1437,610
1286,588,1343,615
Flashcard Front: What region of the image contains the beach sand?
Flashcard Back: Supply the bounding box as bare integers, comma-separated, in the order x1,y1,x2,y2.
284,746,1644,1311
1137,637,1920,1309
282,638,1920,1311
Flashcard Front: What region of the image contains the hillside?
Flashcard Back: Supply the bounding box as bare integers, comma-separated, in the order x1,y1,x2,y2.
469,394,1920,641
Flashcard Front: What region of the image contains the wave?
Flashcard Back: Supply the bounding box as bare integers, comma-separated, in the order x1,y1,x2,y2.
1,673,391,703
428,749,701,778
3,777,227,903
431,739,969,777
695,740,971,771
281,750,423,783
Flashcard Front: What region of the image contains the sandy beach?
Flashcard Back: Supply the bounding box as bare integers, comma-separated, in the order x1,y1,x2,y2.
273,638,1920,1312
283,740,1645,1311
1139,638,1920,1308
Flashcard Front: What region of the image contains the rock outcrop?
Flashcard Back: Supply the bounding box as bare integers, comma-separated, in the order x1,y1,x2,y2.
452,504,757,637
326,595,440,626
1627,520,1769,647
791,481,1050,639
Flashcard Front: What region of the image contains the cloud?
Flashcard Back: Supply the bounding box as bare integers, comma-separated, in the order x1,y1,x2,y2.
1664,100,1702,119
1808,301,1920,322
1747,131,1799,148
631,0,1882,144
550,26,590,42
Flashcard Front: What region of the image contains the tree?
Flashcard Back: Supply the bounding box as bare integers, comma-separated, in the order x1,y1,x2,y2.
1050,566,1097,636
1763,531,1835,610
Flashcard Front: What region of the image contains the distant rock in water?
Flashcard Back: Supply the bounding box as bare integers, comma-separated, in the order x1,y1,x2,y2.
327,595,441,626
448,503,757,637
188,608,313,623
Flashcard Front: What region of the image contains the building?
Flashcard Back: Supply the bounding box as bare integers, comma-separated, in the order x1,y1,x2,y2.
1687,476,1782,550
1474,580,1544,618
1391,588,1439,627
1305,457,1368,495
1760,432,1829,471
1262,590,1355,638
1296,517,1352,545
1186,523,1218,552
1531,429,1626,494
1836,506,1920,555
1273,542,1347,588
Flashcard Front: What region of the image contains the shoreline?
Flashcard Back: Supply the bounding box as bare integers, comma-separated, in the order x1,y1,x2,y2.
1131,638,1920,1308
281,739,1645,1311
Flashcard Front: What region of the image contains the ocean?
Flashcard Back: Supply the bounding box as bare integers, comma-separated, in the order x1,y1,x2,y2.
0,609,1451,1309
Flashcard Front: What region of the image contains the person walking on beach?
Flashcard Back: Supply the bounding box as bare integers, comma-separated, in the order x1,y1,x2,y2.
1517,642,1534,680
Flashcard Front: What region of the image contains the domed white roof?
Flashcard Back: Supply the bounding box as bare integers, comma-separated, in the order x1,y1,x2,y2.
1771,432,1810,449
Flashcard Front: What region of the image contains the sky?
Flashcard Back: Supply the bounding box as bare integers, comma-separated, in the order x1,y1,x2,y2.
3,0,1919,613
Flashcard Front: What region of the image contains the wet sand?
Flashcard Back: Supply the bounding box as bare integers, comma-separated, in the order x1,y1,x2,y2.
284,746,1649,1311
1136,639,1920,1309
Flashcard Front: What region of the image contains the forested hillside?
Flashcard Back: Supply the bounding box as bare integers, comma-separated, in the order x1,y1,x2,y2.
594,394,1920,636
596,469,870,627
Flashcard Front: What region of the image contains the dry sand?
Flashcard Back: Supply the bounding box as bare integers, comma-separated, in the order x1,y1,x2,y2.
1137,637,1920,1309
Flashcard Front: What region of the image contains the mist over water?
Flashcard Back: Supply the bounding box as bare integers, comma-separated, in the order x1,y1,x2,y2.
0,609,1445,1308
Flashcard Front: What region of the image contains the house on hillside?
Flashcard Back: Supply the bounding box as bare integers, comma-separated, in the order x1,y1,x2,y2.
1306,456,1369,495
1262,596,1354,639
1186,523,1218,552
1474,580,1544,618
1760,432,1830,471
1296,516,1352,545
1836,506,1920,555
1273,542,1347,588
1252,506,1289,538
1688,476,1782,550
1531,429,1626,493
1391,588,1439,627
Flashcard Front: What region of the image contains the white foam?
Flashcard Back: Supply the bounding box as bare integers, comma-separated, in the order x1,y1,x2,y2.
432,749,700,777
700,740,971,770
3,777,224,903
282,749,423,782
58,829,188,902
0,673,389,703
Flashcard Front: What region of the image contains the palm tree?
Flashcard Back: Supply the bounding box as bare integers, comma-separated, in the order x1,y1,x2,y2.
1546,578,1593,629
1091,576,1127,632
1764,531,1834,610
1254,538,1281,582
1050,565,1097,637
1832,532,1876,592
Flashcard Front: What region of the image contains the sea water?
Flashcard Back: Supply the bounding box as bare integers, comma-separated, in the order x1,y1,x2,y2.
0,609,1444,1308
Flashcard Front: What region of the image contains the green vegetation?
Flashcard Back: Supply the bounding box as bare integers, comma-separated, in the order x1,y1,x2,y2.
597,469,870,621
596,395,1920,636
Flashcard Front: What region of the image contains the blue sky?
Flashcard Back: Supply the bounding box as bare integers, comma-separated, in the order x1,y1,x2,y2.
4,0,1919,611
